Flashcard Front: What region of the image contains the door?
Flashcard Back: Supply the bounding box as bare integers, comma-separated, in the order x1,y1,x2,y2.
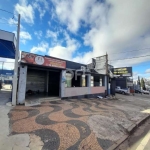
111,78,116,95
48,71,60,96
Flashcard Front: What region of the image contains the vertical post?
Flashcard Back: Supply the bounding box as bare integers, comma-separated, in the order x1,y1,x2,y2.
60,70,66,98
17,65,27,104
106,53,108,96
87,74,91,97
12,14,20,106
46,71,49,93
1,62,4,82
106,52,108,75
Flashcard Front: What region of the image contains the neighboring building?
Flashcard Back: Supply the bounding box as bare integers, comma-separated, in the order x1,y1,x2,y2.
111,67,133,89
0,69,13,84
17,52,108,104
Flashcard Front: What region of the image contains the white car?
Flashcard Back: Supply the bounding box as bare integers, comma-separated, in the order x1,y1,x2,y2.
115,86,130,95
142,90,150,94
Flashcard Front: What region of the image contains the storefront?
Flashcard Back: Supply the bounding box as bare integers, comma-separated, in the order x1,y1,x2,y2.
111,67,133,89
17,52,108,104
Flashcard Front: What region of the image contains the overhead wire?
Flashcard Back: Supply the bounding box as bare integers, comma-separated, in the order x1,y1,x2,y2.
108,47,150,55
0,22,17,25
0,8,13,15
0,8,15,25
108,54,150,61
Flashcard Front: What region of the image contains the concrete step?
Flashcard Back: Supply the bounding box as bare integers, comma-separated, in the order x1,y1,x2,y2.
25,97,61,106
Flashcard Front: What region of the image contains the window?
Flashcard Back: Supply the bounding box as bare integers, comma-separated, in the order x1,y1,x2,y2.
65,73,72,87
100,78,102,86
82,75,86,87
91,76,94,87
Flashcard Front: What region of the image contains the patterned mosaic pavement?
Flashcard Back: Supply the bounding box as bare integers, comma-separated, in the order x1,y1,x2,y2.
8,98,149,150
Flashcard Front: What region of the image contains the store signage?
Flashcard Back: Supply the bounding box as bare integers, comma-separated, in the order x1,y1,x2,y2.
127,82,133,86
21,52,66,69
111,67,132,77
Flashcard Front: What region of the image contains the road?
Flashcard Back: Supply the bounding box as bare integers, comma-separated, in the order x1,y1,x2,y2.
8,93,150,150
128,118,150,150
116,94,150,150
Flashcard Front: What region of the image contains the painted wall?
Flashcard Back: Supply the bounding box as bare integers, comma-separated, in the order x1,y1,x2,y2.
17,66,27,104
64,87,89,97
63,86,105,97
91,87,105,94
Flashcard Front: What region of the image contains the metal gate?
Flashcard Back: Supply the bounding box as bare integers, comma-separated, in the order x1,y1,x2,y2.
26,69,46,92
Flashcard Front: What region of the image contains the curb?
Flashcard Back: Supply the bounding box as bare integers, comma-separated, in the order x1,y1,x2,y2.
107,114,150,150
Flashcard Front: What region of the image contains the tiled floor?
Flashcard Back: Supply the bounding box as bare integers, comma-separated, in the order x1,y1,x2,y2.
8,96,150,150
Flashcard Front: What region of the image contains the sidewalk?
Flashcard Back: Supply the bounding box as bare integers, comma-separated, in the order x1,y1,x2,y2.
0,105,30,150
5,94,150,149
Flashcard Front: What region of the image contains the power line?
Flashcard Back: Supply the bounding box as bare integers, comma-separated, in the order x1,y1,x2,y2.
108,47,150,55
109,54,150,61
0,21,17,25
0,22,17,25
0,8,13,14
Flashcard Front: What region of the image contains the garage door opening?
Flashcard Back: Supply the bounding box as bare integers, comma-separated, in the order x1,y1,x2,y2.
48,71,60,96
25,68,61,105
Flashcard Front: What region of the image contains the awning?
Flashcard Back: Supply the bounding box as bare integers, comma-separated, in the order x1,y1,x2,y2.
0,30,16,59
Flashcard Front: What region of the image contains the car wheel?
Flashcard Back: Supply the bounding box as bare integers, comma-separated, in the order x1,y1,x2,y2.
122,91,125,95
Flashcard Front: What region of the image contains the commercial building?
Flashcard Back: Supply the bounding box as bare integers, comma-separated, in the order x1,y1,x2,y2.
0,69,13,84
111,67,133,89
17,52,108,104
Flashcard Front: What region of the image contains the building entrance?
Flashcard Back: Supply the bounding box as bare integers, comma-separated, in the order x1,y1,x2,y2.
48,71,60,96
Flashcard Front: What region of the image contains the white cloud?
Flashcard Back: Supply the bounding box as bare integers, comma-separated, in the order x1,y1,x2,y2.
52,0,94,32
133,71,150,82
31,41,49,53
48,21,51,26
14,0,34,24
8,18,24,29
34,30,43,39
48,32,80,60
46,30,58,41
33,0,49,19
20,31,32,44
51,0,150,67
8,18,17,25
13,30,32,44
0,58,15,70
146,69,150,74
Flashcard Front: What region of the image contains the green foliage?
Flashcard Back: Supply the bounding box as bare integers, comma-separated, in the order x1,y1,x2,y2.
141,78,146,90
138,76,141,86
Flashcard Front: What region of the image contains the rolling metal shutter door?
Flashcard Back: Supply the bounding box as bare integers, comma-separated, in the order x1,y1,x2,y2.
26,70,46,92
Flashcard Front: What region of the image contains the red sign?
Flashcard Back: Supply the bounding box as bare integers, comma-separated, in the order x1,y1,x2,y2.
21,52,66,69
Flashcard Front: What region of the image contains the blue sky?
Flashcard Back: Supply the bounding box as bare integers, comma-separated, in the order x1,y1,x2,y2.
0,0,150,81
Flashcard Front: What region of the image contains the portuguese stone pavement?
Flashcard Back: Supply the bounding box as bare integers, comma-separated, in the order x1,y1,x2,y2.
8,97,149,150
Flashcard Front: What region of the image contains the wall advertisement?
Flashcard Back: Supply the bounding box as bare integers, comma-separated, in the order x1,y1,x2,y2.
21,52,66,69
111,67,132,77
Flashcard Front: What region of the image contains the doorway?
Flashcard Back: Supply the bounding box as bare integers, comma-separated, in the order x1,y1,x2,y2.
48,71,60,96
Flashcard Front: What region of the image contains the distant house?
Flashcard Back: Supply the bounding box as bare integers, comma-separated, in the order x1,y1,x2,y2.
0,69,14,84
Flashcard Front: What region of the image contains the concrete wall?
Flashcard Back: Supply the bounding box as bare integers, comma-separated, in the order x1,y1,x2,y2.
17,65,27,104
91,87,105,94
64,87,89,97
63,86,105,98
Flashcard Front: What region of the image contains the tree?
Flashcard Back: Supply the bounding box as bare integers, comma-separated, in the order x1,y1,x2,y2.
141,78,146,90
138,76,141,86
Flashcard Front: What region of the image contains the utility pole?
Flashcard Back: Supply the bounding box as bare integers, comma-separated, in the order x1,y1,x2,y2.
106,52,108,75
12,14,20,106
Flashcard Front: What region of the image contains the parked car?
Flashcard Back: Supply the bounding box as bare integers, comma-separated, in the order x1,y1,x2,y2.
115,86,130,95
142,90,150,94
135,89,142,93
